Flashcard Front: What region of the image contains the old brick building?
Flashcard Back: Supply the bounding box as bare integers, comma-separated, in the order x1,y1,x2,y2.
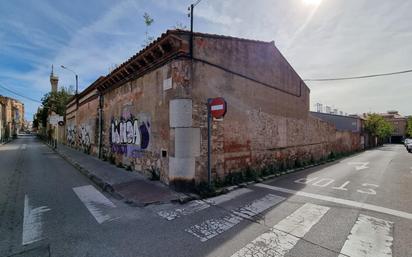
65,30,361,188
0,95,24,140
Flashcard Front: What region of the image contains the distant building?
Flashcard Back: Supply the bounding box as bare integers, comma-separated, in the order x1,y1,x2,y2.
310,112,362,133
379,111,407,143
0,95,25,140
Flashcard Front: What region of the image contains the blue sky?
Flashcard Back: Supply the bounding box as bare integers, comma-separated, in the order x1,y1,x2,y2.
1,0,411,121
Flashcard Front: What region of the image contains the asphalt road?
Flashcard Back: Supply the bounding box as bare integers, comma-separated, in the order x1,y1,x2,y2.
1,135,411,257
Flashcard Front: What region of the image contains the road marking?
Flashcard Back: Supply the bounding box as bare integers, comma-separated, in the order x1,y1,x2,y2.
294,177,319,184
255,183,412,220
158,200,210,221
348,162,370,170
22,195,51,245
332,181,350,191
230,203,329,257
158,188,252,220
339,214,393,257
312,178,334,187
357,183,378,195
186,194,285,242
73,185,116,224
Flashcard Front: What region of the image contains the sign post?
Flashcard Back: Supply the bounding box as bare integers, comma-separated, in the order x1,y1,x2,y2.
207,97,227,187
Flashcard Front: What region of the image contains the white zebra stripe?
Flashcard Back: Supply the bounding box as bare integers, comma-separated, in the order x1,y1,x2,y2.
230,203,329,257
158,188,252,221
339,214,393,257
186,194,285,242
73,185,116,224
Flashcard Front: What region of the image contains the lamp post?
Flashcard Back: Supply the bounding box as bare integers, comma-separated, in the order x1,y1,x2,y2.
61,65,78,95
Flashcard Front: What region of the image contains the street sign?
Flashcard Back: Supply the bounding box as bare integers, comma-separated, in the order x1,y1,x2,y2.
208,97,227,119
49,115,63,125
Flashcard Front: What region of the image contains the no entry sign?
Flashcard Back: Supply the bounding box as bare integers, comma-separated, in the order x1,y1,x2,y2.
208,97,227,119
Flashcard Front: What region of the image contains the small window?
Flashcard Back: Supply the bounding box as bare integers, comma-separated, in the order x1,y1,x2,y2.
161,149,167,158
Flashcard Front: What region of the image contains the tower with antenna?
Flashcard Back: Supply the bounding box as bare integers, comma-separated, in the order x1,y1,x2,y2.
50,65,59,93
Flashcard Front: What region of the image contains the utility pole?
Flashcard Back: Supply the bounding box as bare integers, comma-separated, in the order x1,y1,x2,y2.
188,0,202,58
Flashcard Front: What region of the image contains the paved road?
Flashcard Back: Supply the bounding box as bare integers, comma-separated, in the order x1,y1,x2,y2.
1,135,411,257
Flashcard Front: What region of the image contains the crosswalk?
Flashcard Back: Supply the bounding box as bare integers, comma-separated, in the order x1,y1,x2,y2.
18,184,404,257
21,184,119,247
156,187,401,257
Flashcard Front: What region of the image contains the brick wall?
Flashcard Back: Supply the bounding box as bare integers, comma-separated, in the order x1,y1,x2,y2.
190,35,361,182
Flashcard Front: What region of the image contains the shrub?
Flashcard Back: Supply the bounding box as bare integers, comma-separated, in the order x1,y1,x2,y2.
244,166,258,181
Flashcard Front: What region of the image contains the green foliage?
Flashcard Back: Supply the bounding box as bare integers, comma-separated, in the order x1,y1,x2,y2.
244,166,258,181
196,182,216,198
364,113,394,140
34,87,73,128
406,117,412,138
142,12,154,47
149,167,160,181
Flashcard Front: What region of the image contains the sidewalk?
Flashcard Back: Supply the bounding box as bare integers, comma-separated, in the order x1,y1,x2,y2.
54,143,188,206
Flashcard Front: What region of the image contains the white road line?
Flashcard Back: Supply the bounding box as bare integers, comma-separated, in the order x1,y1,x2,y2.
158,200,210,221
73,185,116,224
231,203,329,257
348,162,370,170
339,214,393,257
186,194,285,242
255,183,412,220
158,188,252,221
22,195,51,245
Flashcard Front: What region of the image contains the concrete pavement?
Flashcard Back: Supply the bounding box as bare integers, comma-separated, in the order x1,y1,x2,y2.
53,142,185,206
1,135,412,257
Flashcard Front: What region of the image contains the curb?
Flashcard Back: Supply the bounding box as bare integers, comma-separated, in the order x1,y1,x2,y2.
45,142,126,202
0,139,13,146
209,158,342,197
46,142,193,206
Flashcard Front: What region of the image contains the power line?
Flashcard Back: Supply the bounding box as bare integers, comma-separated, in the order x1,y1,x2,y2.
0,83,42,103
304,68,412,82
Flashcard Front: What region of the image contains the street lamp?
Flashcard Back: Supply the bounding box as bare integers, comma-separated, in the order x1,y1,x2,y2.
60,65,78,95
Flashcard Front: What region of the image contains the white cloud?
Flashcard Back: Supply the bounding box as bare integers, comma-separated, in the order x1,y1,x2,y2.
3,0,412,120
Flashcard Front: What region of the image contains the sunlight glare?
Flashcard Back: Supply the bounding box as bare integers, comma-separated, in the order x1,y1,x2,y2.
303,0,322,6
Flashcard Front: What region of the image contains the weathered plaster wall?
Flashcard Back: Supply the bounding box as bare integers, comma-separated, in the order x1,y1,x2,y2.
190,35,361,181
101,60,193,183
64,90,99,155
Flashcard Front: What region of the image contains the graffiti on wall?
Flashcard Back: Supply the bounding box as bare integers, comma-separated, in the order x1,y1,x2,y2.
66,124,93,153
78,125,91,153
110,113,150,158
67,125,76,146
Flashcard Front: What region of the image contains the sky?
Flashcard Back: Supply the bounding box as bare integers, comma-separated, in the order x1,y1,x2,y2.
1,0,411,121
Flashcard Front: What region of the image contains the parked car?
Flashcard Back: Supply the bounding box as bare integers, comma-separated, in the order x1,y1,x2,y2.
404,138,412,147
407,142,412,153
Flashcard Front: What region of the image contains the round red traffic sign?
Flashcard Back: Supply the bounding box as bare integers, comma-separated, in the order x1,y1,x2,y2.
209,97,227,119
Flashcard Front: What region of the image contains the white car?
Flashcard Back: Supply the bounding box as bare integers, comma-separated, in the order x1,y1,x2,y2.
407,142,412,153
404,138,412,146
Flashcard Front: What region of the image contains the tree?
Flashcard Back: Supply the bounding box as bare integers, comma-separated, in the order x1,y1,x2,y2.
34,87,73,128
364,113,394,140
406,116,412,138
142,12,154,47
